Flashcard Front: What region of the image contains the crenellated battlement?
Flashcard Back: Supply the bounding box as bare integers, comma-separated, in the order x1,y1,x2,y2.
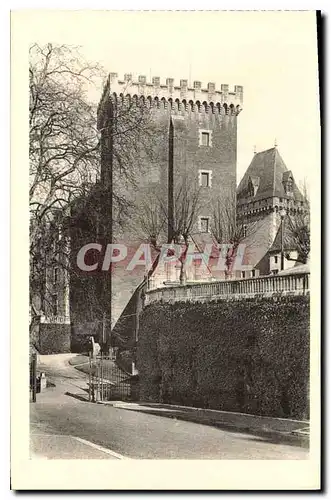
98,72,243,118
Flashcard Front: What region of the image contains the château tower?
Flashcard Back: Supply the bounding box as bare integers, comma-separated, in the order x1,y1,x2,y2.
236,147,306,276
58,74,247,351
97,73,243,240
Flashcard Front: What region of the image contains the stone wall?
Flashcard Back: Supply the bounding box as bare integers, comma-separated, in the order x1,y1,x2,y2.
137,294,310,419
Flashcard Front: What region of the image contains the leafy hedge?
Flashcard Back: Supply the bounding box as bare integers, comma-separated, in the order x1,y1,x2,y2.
137,295,310,419
116,350,133,374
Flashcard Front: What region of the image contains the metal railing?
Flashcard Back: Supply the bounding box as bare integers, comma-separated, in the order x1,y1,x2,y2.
88,353,132,402
145,272,310,305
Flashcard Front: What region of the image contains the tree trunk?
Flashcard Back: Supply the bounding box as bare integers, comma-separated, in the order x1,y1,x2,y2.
225,243,239,279
179,261,186,285
179,242,188,285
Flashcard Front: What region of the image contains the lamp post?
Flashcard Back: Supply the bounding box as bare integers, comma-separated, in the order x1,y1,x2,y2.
280,208,286,271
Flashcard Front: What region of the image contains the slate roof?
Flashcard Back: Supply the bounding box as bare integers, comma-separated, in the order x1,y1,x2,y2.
237,147,304,202
268,215,298,253
277,263,310,275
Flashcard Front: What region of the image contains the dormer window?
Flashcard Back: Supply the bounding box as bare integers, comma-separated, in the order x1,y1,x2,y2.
282,171,294,195
247,176,260,198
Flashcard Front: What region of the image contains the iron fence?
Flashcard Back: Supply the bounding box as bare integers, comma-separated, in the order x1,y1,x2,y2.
88,354,133,403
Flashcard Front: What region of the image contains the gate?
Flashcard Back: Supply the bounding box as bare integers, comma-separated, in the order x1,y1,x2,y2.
88,354,133,403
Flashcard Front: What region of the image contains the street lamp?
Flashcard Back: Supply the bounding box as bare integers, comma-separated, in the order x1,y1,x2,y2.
280,208,287,271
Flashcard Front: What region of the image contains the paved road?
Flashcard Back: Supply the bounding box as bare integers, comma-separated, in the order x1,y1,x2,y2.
38,353,89,380
30,355,309,460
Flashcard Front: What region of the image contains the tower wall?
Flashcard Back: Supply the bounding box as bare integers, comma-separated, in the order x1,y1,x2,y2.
241,211,278,275
97,73,243,236
98,73,243,109
171,107,238,227
238,197,304,275
92,74,243,329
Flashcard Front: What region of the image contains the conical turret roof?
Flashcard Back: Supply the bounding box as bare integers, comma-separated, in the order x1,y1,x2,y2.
237,147,304,202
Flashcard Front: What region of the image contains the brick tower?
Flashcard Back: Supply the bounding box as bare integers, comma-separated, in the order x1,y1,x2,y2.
97,73,244,240
67,73,245,343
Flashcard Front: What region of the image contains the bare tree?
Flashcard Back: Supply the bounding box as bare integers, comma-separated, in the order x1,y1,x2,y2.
29,43,155,321
285,213,310,264
130,191,167,249
158,178,203,284
285,182,310,265
29,43,103,310
130,177,203,285
211,194,254,278
172,179,203,245
29,43,102,217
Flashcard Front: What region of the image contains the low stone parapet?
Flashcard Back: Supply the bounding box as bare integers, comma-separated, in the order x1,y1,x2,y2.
145,272,310,305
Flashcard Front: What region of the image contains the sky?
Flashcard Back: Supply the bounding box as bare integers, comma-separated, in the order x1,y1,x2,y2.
25,10,320,189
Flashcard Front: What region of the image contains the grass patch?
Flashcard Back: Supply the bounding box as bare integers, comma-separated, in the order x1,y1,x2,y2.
68,355,89,366
75,363,95,376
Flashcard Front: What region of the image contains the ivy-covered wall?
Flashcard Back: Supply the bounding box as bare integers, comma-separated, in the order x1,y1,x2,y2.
39,323,71,354
137,295,310,419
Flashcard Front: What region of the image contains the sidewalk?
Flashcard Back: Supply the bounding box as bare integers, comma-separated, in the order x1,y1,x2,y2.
98,400,309,447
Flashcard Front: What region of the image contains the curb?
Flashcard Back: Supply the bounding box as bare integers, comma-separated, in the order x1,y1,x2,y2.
97,401,309,448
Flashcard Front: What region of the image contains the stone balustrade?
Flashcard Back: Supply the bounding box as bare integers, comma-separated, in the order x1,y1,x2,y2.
144,272,310,305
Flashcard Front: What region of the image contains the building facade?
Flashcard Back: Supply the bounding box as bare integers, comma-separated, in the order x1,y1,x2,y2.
30,214,71,354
